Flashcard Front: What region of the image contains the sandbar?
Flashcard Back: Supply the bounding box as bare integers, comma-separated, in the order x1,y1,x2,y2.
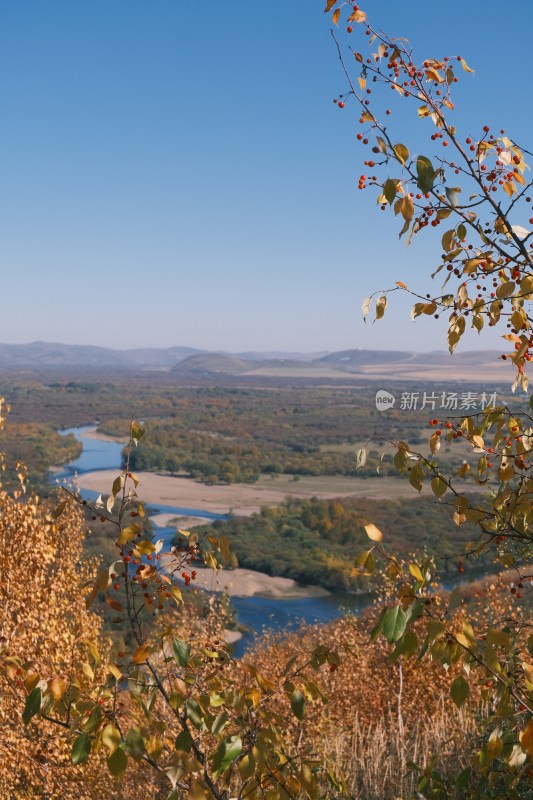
76,469,424,517
160,560,329,599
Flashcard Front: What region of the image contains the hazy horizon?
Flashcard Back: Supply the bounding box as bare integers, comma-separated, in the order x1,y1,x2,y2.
0,338,508,355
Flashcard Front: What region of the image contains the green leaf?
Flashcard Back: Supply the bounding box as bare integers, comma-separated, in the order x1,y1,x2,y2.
22,687,41,725
211,710,229,736
212,736,242,777
72,732,92,765
450,675,469,707
83,704,103,733
107,746,128,778
456,767,472,790
173,639,191,667
353,549,375,576
383,605,407,644
370,607,387,641
125,727,145,761
431,475,447,498
290,690,306,720
383,178,398,205
448,586,463,613
389,629,418,661
416,155,435,193
175,729,193,752
187,699,204,729
408,462,425,492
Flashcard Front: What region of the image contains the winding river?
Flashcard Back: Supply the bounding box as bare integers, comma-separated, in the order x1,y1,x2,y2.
58,427,368,655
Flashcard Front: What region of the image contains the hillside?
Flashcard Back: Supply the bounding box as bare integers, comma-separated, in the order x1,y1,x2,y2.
172,352,253,375
0,341,512,383
0,341,201,369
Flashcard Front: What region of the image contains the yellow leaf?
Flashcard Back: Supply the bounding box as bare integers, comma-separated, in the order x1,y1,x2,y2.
108,664,122,680
364,523,383,542
523,662,533,685
375,295,387,320
400,195,414,223
117,524,142,545
460,58,475,74
409,563,424,582
102,724,121,755
332,7,340,25
136,539,156,555
503,180,517,197
395,281,408,289
348,8,366,22
49,677,67,701
430,432,441,455
82,662,94,680
487,729,503,761
128,472,140,487
170,586,183,605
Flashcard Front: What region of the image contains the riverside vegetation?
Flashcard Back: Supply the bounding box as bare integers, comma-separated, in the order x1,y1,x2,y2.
1,3,533,798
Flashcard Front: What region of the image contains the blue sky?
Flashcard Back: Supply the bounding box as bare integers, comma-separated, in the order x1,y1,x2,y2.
1,1,532,353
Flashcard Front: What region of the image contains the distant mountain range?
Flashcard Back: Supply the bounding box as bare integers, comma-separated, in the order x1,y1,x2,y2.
0,341,512,383
0,342,201,369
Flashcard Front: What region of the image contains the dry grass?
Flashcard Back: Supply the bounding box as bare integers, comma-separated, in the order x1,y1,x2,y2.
325,700,478,799
247,608,489,799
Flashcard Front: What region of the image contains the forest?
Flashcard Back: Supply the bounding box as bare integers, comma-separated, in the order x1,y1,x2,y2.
190,494,492,591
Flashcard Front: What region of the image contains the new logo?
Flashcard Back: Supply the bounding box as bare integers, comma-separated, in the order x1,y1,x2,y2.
375,390,396,411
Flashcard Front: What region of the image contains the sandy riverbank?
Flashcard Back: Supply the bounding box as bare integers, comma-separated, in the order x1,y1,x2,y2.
160,559,329,599
82,427,129,444
76,469,423,517
149,513,210,528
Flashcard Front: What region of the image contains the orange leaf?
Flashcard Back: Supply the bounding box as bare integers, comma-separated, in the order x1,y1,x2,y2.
132,643,151,664
520,719,533,757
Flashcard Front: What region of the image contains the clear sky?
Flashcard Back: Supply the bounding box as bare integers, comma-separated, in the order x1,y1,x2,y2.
1,1,532,353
